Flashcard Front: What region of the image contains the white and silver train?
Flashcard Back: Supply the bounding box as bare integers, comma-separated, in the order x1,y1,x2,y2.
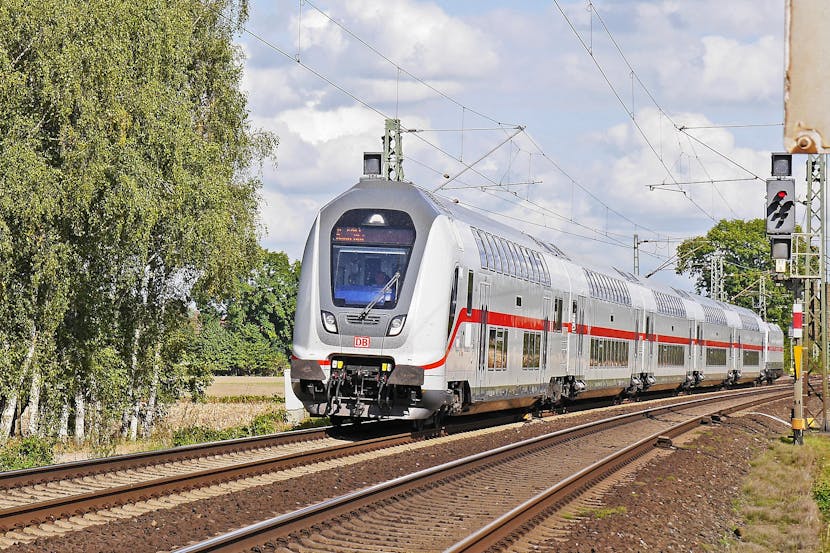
290,172,784,424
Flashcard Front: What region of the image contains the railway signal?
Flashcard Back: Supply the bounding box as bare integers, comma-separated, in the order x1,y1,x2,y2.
766,177,795,260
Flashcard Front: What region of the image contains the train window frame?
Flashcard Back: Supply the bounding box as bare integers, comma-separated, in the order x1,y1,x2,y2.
522,331,542,369
484,233,502,273
507,242,522,278
497,237,515,275
527,247,540,282
488,327,509,370
478,229,494,271
518,246,530,280
472,228,487,269
447,267,459,339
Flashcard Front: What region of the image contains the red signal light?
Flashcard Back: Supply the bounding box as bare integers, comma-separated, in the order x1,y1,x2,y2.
776,191,787,199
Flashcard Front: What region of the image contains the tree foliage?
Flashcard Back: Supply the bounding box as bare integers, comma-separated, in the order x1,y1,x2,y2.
0,0,276,442
675,219,792,333
195,249,300,376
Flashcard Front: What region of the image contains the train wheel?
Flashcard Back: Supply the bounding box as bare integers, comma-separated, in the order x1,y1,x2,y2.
412,419,425,432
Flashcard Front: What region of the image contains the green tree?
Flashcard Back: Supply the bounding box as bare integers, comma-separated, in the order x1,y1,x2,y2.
195,249,300,376
675,219,792,333
0,0,276,442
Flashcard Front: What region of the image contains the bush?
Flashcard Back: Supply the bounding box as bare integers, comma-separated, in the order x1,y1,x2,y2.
0,436,56,471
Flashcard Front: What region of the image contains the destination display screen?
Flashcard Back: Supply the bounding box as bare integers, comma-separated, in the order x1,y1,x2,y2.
333,226,415,245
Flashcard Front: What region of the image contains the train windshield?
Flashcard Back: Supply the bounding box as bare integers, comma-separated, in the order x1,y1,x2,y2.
331,209,415,309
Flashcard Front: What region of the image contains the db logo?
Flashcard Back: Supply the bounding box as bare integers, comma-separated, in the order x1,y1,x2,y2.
353,336,371,348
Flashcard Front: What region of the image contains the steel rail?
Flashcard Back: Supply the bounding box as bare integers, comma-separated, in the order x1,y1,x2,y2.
0,425,337,490
443,392,782,553
0,431,412,532
172,388,788,553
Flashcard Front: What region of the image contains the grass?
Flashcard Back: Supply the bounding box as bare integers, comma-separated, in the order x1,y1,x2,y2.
729,434,827,552
205,376,285,398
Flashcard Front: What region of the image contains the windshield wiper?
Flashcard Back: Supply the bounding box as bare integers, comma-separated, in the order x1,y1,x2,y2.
359,271,400,319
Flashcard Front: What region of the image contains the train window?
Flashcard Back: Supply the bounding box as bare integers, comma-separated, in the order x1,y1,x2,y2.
554,298,563,331
472,229,487,269
706,347,727,366
526,247,540,282
497,238,515,275
658,344,684,367
518,247,530,279
507,242,522,278
488,327,508,370
331,209,415,308
522,332,541,369
466,270,474,316
485,233,502,273
532,251,549,285
479,230,494,270
590,338,629,366
743,350,760,366
447,267,459,339
516,296,522,307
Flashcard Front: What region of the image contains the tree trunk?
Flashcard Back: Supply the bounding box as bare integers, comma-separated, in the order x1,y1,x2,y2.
128,401,140,441
141,341,161,438
74,389,85,444
26,366,41,436
22,326,39,436
0,394,17,440
58,401,69,442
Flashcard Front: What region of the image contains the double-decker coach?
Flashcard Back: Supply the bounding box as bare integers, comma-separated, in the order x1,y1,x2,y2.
290,170,784,425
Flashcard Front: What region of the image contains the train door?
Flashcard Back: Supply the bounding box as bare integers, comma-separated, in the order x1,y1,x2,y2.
695,323,704,373
572,296,588,377
644,313,655,373
474,282,491,394
634,308,644,373
541,296,552,384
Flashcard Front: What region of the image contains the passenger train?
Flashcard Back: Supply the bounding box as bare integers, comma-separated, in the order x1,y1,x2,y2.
290,168,784,425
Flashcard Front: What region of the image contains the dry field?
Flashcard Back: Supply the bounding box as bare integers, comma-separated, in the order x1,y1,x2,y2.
205,376,285,398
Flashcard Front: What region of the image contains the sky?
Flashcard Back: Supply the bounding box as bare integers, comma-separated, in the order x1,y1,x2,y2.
237,0,789,291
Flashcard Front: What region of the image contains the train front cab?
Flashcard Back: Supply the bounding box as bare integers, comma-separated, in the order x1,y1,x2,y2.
290,180,459,422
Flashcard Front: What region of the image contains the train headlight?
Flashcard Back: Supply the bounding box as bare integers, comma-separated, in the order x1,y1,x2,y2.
387,314,407,336
321,311,338,334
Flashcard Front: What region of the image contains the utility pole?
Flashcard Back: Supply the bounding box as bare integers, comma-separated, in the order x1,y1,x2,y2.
633,233,640,276
798,154,829,432
758,277,767,322
382,118,404,181
710,252,725,302
779,152,828,438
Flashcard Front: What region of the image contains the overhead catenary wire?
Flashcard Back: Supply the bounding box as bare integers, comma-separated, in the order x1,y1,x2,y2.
569,1,765,220
230,2,688,253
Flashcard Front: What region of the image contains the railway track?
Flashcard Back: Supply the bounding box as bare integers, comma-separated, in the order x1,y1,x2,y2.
170,387,787,553
0,407,540,545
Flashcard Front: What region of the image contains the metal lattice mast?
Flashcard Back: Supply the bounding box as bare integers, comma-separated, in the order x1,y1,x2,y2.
799,154,829,431
633,234,640,276
382,118,404,181
710,252,725,302
760,277,767,320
